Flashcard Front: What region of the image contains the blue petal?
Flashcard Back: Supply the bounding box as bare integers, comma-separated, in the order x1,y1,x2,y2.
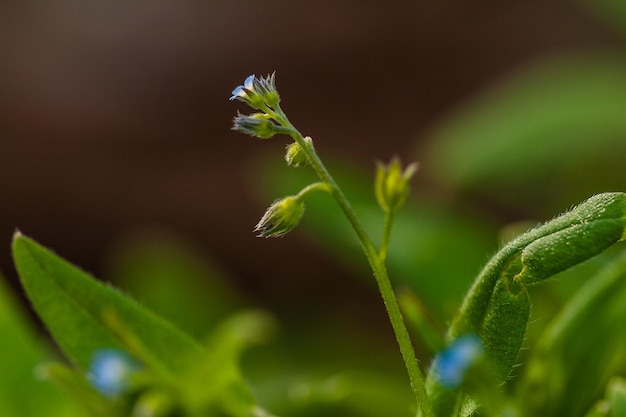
230,86,246,101
433,334,483,388
244,74,255,89
88,349,138,397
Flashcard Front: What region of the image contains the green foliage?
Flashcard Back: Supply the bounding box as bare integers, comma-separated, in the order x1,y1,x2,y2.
12,232,204,373
10,232,282,417
422,52,626,212
4,29,626,416
103,232,245,339
258,157,496,320
519,249,626,416
0,273,82,417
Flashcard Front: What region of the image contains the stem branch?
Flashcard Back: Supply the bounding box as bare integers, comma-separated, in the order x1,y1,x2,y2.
273,106,433,417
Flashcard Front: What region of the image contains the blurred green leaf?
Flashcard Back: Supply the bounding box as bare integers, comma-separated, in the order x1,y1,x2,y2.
582,377,626,417
12,232,204,374
104,231,244,340
421,52,626,213
608,377,626,417
0,272,80,417
41,362,114,417
271,371,413,417
579,1,626,37
519,244,626,417
183,311,276,417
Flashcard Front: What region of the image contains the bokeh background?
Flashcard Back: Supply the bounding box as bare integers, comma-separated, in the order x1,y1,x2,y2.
1,2,626,416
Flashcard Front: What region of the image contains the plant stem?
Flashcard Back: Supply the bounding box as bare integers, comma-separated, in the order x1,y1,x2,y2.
370,255,434,417
295,182,332,200
379,209,397,262
272,106,434,417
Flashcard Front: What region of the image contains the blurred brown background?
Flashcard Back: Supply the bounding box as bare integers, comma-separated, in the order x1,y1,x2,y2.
0,1,624,316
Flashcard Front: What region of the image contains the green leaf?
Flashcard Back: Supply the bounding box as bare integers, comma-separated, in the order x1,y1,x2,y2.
104,231,244,340
40,362,115,416
582,377,626,417
608,377,626,417
182,311,276,417
579,0,626,37
518,246,626,416
0,272,81,417
422,52,626,212
12,232,204,374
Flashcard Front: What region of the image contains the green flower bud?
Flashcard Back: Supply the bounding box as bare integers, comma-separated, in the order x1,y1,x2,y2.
374,158,418,212
232,112,285,139
254,196,305,238
285,137,312,167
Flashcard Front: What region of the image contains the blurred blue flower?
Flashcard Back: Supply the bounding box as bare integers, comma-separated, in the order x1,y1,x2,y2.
88,348,139,398
432,334,484,389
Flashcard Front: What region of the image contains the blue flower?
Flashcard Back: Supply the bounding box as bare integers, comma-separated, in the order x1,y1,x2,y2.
229,73,280,109
229,74,255,102
88,348,139,398
432,334,484,389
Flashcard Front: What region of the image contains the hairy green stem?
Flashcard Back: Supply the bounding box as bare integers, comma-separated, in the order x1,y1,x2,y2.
379,209,397,262
295,182,332,200
272,105,434,417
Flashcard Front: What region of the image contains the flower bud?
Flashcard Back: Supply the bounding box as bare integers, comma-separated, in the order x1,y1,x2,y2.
255,196,305,238
285,137,312,167
232,112,283,139
375,158,418,212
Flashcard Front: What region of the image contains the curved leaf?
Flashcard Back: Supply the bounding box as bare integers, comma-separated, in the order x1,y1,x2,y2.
12,232,204,374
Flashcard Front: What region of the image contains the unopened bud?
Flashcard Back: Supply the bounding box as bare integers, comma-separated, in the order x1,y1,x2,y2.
232,112,284,139
255,196,305,238
285,137,312,167
375,158,418,212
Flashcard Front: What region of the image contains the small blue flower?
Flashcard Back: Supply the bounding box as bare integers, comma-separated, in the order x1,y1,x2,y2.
229,73,280,110
229,74,255,101
88,348,139,398
432,334,484,389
